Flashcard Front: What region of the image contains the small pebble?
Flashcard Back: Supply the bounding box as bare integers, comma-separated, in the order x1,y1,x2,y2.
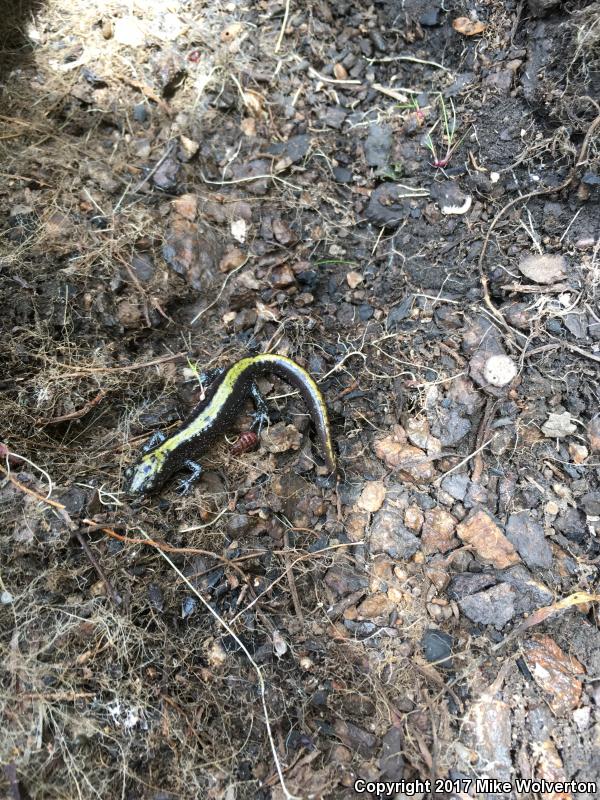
483,354,518,387
421,629,454,669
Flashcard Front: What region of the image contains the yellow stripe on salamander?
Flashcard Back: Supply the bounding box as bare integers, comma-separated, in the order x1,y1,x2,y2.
252,354,336,471
150,354,335,471
153,358,253,458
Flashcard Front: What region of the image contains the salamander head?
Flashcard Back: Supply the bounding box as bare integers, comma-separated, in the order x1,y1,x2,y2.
123,452,165,495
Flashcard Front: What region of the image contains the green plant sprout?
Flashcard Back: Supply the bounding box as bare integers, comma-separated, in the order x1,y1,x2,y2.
395,96,422,114
186,357,201,382
422,95,468,168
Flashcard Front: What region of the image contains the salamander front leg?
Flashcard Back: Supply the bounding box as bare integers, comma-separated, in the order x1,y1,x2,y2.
141,431,167,454
176,460,203,495
198,366,225,389
250,382,270,434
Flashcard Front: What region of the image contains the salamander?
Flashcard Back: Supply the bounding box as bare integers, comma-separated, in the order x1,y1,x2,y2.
123,353,336,495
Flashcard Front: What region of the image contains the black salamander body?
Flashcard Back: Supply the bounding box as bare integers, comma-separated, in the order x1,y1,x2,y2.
123,354,336,495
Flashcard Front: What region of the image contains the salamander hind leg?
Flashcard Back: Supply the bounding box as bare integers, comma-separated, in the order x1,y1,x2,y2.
176,460,203,495
249,382,270,434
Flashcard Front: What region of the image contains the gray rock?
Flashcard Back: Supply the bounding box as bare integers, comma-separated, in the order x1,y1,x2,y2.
422,629,454,669
227,513,256,536
323,106,347,129
133,103,148,123
588,313,600,340
485,69,514,93
131,252,155,283
181,596,197,619
519,254,567,285
563,313,587,339
504,301,535,329
344,620,377,638
554,507,587,542
324,565,368,598
387,294,413,326
458,583,516,628
380,725,404,780
370,508,421,559
430,180,472,214
234,159,271,195
445,72,475,97
528,0,561,17
58,486,88,516
283,133,310,163
441,474,470,501
580,492,600,516
334,719,377,757
419,6,440,26
498,565,553,615
365,123,392,167
447,573,497,600
152,156,179,190
333,166,352,183
542,201,563,231
366,183,424,227
505,511,553,568
464,482,488,509
148,583,164,612
430,407,471,446
463,698,512,789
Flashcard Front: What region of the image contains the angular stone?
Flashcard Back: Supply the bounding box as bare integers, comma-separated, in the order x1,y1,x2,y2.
458,583,516,628
522,635,585,715
356,593,395,621
370,507,421,559
587,416,600,452
324,565,368,598
505,511,553,568
457,510,520,568
422,629,454,669
364,123,392,167
333,720,377,758
518,253,567,284
356,481,386,513
463,699,512,788
380,725,404,780
542,412,577,438
421,508,458,554
345,511,369,543
580,492,600,516
441,473,470,501
447,573,497,600
497,565,553,615
373,438,435,482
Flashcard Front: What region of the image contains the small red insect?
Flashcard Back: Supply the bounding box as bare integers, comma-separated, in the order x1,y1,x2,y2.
231,431,259,456
188,49,201,63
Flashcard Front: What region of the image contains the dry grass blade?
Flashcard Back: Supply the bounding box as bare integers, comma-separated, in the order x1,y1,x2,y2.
492,592,600,651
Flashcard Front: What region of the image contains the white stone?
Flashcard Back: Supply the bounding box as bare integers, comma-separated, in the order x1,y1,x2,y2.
483,354,518,387
542,412,577,438
114,16,146,48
